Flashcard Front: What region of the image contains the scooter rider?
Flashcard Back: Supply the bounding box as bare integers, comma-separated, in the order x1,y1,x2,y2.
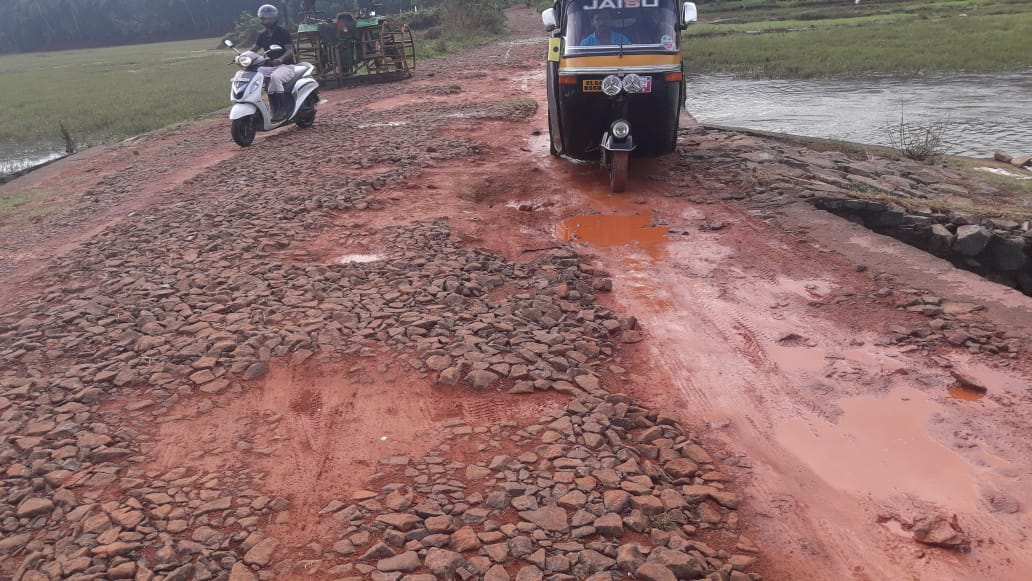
250,4,296,122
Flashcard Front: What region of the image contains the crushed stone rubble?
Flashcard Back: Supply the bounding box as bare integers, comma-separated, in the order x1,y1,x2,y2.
0,77,757,578
307,393,759,581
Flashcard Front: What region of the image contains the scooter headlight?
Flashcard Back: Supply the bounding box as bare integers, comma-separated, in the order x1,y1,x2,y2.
622,74,644,94
237,55,253,68
601,75,623,96
611,120,631,140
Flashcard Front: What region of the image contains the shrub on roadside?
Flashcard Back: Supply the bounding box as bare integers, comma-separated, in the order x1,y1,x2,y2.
223,11,261,47
442,0,507,36
399,6,443,30
886,107,952,163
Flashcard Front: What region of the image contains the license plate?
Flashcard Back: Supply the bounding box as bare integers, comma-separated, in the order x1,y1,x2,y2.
582,77,653,93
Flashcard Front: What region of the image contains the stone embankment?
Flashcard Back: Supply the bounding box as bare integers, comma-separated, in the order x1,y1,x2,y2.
688,127,1032,297
809,199,1032,294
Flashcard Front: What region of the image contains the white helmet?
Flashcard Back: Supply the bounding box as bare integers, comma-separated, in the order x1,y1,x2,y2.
257,4,279,24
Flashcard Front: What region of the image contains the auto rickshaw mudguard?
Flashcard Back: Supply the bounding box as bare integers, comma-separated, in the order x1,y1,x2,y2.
545,60,564,156
601,132,635,152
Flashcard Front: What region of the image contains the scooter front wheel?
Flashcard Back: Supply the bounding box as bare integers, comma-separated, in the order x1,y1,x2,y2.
231,115,257,147
295,96,317,128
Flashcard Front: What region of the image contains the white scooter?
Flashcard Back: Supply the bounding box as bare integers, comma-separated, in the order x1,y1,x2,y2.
223,40,320,147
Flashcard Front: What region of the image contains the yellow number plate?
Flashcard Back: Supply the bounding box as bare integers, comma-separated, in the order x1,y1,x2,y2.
582,79,602,93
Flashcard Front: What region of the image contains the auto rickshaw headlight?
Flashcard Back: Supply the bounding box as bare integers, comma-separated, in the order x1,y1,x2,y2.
611,120,631,139
601,75,623,96
622,74,644,94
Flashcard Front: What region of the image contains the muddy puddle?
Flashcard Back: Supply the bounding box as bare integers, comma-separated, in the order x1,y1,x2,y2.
948,357,1029,395
555,212,668,250
766,345,825,373
948,386,986,401
776,386,979,511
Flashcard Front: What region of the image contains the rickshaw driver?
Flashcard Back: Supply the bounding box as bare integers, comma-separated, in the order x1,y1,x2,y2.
580,11,631,46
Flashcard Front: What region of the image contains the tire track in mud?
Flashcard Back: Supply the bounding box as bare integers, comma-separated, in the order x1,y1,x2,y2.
605,209,1032,579
462,398,508,425
276,372,374,516
590,205,956,578
637,270,782,423
644,263,922,579
659,273,1030,579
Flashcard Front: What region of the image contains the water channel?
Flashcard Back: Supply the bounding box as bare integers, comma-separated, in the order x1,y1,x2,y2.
1,146,64,180
685,70,1032,158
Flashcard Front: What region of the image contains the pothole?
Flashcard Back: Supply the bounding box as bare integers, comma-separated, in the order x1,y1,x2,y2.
555,213,668,249
357,121,410,128
948,386,985,401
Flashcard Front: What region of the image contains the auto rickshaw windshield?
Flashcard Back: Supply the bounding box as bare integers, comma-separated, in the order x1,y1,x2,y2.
564,1,678,54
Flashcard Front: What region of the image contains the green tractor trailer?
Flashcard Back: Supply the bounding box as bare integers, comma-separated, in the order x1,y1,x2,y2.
295,0,416,86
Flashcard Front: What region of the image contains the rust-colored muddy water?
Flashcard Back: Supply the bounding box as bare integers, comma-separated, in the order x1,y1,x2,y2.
948,386,986,401
776,387,979,511
555,213,668,250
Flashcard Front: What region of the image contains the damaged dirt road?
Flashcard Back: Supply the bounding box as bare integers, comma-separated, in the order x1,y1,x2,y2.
2,7,1032,581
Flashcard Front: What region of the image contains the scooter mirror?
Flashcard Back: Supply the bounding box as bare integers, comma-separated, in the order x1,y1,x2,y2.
269,44,283,51
224,39,234,47
542,8,557,32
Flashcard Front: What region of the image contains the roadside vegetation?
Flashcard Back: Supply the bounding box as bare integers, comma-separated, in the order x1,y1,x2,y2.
0,38,229,154
2,0,516,167
950,158,1032,201
0,184,68,225
683,0,1032,78
401,0,513,60
846,175,1032,223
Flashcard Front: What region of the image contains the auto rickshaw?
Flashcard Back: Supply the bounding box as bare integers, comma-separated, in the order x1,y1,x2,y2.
542,0,698,192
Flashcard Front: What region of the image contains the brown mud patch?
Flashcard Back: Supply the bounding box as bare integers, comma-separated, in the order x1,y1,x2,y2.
141,356,569,505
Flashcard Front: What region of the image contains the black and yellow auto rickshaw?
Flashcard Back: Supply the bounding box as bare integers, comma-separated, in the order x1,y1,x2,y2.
542,0,698,192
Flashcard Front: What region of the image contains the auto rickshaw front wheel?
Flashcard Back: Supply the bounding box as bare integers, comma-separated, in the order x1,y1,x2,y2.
609,151,628,193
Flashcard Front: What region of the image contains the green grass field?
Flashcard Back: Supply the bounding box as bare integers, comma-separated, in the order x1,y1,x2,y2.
0,25,497,162
684,0,1032,78
4,1,1031,161
0,38,231,154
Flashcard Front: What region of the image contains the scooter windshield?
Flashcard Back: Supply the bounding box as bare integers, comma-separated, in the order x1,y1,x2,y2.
564,0,678,55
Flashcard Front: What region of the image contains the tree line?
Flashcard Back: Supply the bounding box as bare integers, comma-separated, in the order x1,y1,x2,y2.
0,0,419,54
